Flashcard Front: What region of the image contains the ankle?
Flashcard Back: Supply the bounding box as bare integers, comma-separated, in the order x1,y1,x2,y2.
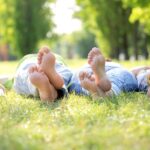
97,79,111,92
40,88,58,102
47,72,64,89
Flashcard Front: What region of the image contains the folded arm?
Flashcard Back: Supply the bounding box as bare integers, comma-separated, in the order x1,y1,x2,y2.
131,66,150,77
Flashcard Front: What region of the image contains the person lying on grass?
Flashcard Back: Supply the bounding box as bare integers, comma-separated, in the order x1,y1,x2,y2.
13,46,150,102
75,48,150,98
13,46,73,101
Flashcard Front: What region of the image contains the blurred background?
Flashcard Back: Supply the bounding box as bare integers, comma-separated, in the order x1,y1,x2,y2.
0,0,150,61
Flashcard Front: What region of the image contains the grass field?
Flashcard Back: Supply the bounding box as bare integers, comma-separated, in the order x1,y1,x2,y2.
0,59,150,150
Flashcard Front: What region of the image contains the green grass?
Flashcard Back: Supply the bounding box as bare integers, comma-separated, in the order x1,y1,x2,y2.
0,60,150,150
0,61,18,75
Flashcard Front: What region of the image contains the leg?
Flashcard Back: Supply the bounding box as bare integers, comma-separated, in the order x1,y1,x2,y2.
131,66,150,76
88,47,111,92
37,46,64,89
28,65,57,102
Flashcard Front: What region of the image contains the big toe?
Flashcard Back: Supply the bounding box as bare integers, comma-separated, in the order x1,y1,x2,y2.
38,46,50,64
28,65,38,74
88,47,101,64
92,47,101,55
39,46,50,54
79,71,85,81
79,71,90,81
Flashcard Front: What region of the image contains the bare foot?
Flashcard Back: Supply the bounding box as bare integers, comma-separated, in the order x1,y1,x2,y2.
28,65,58,102
88,47,102,64
79,71,98,93
37,46,64,89
79,71,106,97
88,47,111,92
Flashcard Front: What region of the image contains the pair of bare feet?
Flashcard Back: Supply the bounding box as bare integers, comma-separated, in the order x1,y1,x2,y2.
79,47,111,98
28,46,64,102
29,46,111,102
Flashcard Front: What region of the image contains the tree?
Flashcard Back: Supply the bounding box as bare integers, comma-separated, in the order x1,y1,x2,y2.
13,0,55,57
76,0,149,60
122,0,150,59
73,31,97,58
0,0,14,60
76,0,132,59
0,0,14,44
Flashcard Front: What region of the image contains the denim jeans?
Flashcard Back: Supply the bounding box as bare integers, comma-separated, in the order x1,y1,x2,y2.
68,62,138,96
106,68,138,95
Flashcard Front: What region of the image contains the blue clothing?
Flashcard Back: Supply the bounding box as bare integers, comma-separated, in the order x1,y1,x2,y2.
136,70,150,92
106,68,138,95
14,53,147,99
13,54,72,98
68,62,139,96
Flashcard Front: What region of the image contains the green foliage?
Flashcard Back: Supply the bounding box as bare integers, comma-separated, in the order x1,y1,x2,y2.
122,0,150,34
76,0,133,59
122,0,150,7
75,32,97,58
0,0,55,57
38,33,60,52
13,0,54,57
130,7,150,34
0,0,14,45
76,0,150,60
52,31,97,58
73,31,97,58
1,60,150,149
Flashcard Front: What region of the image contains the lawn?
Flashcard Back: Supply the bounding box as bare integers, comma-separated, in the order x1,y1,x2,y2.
0,59,150,150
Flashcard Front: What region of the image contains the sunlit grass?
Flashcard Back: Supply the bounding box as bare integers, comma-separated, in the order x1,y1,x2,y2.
0,59,150,150
1,59,150,75
65,58,87,69
119,60,150,69
1,91,150,150
0,59,86,75
0,61,18,75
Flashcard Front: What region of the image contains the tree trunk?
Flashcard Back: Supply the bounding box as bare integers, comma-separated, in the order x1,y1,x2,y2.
116,47,120,59
142,35,149,59
123,33,129,60
110,46,120,59
121,8,130,60
133,22,139,60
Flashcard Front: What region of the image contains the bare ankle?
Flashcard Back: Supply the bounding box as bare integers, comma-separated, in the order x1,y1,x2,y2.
40,90,58,102
97,78,111,92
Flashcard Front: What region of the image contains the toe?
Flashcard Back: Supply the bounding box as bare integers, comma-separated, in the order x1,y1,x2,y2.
79,71,85,80
84,72,90,78
34,66,38,72
88,47,100,64
39,46,50,54
28,65,36,73
37,52,43,64
92,47,100,53
90,75,95,81
37,46,50,65
79,71,88,80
